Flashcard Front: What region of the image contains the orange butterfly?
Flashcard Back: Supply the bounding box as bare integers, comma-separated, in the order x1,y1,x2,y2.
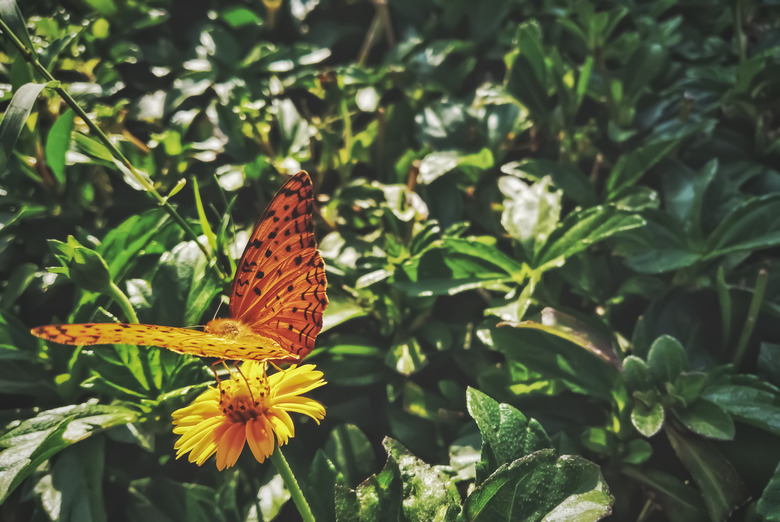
31,171,328,364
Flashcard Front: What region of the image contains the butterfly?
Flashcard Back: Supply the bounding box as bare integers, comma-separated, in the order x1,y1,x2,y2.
31,171,328,364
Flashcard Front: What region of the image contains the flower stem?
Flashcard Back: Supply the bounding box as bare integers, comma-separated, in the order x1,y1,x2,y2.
107,280,139,324
269,444,315,522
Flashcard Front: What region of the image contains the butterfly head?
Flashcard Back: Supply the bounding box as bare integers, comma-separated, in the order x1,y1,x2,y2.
205,318,251,340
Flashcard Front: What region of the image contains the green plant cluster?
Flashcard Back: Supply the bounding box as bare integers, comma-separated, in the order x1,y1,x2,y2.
2,0,780,520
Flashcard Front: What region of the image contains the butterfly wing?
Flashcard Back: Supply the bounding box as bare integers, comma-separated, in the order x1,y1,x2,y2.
31,323,296,362
229,171,328,360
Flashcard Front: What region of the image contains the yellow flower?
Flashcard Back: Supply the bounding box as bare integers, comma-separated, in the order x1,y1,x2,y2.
171,361,326,470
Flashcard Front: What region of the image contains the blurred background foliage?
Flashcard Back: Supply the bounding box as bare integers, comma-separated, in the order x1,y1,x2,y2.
2,0,780,520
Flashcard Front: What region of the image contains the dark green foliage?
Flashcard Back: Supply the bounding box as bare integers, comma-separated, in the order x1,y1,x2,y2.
2,0,780,520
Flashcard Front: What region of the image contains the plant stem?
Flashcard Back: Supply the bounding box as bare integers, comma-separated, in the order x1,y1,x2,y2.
107,281,139,324
0,17,213,264
269,444,315,522
732,267,768,367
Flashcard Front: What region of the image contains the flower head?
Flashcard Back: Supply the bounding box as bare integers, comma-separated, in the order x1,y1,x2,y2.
172,361,326,470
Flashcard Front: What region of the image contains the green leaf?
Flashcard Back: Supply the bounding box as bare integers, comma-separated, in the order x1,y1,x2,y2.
622,356,653,393
622,43,666,104
334,448,402,522
505,23,548,119
502,308,621,369
0,401,137,504
673,400,735,441
459,450,613,521
384,438,460,521
0,82,49,168
49,236,114,294
385,337,428,376
606,140,679,197
0,0,36,54
757,461,780,521
322,296,368,332
126,477,231,521
533,205,645,270
647,335,688,386
621,439,652,465
324,424,377,488
665,424,750,521
44,437,107,522
704,193,780,259
44,108,75,184
627,469,707,522
466,388,552,482
631,401,665,437
499,175,561,253
0,262,38,311
418,148,494,184
674,372,709,405
479,322,618,401
703,383,780,436
306,450,346,522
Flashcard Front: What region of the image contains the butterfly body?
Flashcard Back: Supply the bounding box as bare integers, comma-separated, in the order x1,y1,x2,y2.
31,171,327,364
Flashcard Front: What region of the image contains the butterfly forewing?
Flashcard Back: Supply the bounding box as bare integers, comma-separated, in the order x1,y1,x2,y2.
30,170,328,364
229,171,328,359
31,323,296,362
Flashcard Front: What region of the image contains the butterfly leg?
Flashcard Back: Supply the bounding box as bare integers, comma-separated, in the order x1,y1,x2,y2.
232,361,258,404
210,359,228,394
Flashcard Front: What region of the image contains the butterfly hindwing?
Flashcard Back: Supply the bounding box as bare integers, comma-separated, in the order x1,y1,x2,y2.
229,171,328,359
31,323,295,362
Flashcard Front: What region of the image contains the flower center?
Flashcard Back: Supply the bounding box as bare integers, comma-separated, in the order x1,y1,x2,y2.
219,375,269,423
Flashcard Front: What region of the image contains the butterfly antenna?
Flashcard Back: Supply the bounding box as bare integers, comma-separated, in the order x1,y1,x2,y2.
212,299,225,321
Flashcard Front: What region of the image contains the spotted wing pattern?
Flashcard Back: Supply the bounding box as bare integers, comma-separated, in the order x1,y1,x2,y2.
30,323,295,362
230,171,328,359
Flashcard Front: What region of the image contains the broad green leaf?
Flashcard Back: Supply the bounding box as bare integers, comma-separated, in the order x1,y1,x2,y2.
647,335,687,386
44,108,75,184
479,322,618,401
501,308,621,369
673,372,708,405
307,450,346,522
665,425,749,521
622,356,653,393
533,205,645,269
41,437,107,522
704,193,780,259
417,148,494,184
384,438,460,521
757,461,780,521
0,262,37,311
386,338,428,376
49,236,113,294
466,387,552,483
334,448,402,522
622,43,666,104
127,477,231,522
0,82,49,167
0,401,137,504
630,401,664,437
0,0,35,53
627,469,707,522
505,23,548,119
460,450,613,522
673,400,735,440
703,383,780,436
324,424,377,488
322,295,368,332
621,439,652,465
499,175,561,254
